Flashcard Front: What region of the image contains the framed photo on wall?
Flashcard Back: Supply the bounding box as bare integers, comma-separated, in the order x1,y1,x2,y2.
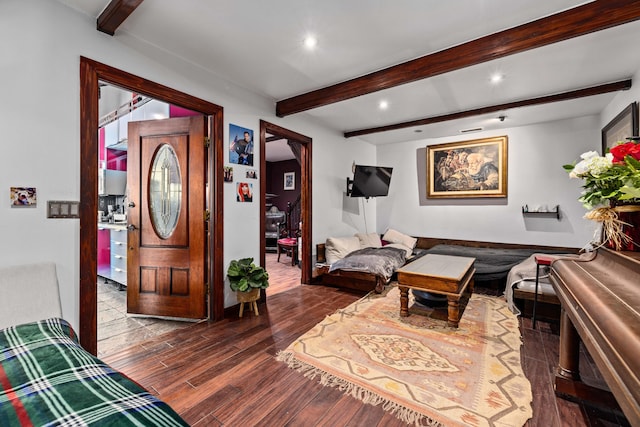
10,186,37,208
284,172,295,190
229,123,254,166
601,102,639,154
427,136,508,199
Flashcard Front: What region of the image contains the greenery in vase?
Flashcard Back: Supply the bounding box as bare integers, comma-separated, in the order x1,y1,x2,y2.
563,140,640,209
227,258,269,292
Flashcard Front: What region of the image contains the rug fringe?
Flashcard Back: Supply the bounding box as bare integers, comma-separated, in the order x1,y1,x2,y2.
275,350,444,427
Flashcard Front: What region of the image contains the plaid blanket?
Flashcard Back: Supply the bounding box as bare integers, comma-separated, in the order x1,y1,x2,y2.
0,318,188,426
329,246,407,281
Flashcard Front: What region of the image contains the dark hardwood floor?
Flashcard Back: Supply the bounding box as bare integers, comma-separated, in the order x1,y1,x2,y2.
103,255,630,426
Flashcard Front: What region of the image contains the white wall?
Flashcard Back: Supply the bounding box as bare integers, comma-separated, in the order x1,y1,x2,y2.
601,67,640,131
374,116,602,248
2,0,637,330
0,0,376,328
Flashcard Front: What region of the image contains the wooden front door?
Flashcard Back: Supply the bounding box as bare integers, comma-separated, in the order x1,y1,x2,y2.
126,116,207,319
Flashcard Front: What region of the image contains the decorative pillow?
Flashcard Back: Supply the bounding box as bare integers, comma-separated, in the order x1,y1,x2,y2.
385,242,413,258
325,236,361,264
355,232,382,248
382,228,417,250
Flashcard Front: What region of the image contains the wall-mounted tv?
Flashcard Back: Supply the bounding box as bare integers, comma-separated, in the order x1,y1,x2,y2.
348,165,393,198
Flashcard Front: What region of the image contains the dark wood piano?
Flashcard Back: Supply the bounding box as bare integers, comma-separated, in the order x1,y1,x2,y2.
550,248,640,425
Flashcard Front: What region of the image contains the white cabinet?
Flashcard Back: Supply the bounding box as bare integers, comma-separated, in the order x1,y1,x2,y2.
97,225,128,288
110,228,127,286
117,112,131,144
102,99,170,152
142,99,169,120
104,120,119,148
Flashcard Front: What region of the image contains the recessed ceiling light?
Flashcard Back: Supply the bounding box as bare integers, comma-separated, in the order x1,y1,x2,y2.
303,35,317,50
378,100,389,110
490,73,504,84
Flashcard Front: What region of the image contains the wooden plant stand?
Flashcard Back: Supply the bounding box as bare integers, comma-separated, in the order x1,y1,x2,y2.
237,289,260,317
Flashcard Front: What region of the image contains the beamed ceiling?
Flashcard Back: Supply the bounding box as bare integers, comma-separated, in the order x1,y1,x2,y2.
59,0,640,145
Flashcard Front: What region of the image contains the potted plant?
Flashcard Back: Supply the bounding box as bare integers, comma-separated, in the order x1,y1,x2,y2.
227,258,269,316
564,139,640,251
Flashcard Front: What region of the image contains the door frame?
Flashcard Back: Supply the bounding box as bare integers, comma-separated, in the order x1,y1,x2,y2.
79,57,224,354
259,120,312,284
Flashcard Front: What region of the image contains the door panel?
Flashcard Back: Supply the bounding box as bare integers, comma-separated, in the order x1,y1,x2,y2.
127,116,206,319
142,136,188,247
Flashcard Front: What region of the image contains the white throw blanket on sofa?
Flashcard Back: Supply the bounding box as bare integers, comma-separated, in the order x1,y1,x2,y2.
504,252,587,315
504,254,552,315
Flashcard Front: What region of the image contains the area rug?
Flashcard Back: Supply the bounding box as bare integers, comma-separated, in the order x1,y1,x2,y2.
276,286,532,426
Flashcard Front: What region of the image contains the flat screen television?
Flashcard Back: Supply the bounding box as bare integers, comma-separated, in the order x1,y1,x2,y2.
349,165,393,198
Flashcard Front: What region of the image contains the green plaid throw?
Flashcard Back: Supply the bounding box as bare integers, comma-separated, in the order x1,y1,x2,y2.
0,318,188,426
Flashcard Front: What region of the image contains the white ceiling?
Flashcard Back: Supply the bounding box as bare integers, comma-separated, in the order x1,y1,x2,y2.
59,0,640,147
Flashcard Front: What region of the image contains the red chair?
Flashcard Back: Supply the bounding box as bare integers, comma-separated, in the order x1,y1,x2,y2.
277,198,301,265
277,236,298,265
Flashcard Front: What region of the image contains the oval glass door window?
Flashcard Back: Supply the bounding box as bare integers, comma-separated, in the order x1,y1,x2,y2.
149,143,182,239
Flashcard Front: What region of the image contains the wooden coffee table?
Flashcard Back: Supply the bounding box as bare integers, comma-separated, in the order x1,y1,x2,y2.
396,254,475,328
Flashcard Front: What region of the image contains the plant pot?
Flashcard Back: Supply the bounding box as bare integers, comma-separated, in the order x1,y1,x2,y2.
236,288,261,317
604,204,640,252
236,288,260,302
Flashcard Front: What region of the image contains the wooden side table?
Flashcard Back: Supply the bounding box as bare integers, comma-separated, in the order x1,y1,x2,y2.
396,254,475,328
532,254,554,329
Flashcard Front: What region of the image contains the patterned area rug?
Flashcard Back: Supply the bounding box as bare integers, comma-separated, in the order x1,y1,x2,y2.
276,286,532,426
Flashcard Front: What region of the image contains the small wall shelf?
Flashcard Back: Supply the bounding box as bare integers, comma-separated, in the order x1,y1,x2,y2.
522,205,560,220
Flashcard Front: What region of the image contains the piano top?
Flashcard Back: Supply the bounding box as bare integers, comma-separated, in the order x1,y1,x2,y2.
550,248,640,425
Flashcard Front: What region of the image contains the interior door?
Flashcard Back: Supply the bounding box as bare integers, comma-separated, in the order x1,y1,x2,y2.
126,116,207,319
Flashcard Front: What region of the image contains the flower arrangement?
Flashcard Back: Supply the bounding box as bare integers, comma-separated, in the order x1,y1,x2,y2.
564,139,640,250
564,140,640,209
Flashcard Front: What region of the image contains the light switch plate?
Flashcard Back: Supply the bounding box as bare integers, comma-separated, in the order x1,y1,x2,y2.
48,200,80,218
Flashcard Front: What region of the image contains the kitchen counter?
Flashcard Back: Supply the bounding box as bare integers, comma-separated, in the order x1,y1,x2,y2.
98,221,127,231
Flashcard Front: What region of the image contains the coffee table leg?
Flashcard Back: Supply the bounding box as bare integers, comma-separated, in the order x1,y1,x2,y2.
399,286,409,317
447,296,460,328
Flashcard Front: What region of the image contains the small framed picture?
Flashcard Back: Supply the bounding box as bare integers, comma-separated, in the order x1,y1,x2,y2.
229,124,254,166
223,166,233,182
11,187,37,208
284,172,295,190
246,169,257,179
237,182,253,202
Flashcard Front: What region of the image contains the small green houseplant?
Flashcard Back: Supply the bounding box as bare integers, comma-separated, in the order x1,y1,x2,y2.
227,257,269,293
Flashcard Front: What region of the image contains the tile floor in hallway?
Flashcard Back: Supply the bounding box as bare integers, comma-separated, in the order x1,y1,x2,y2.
97,278,199,358
97,252,301,358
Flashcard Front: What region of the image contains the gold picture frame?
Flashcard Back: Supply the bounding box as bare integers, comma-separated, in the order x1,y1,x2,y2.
427,136,508,198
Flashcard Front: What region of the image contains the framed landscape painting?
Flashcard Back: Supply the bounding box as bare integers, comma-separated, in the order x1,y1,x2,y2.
427,136,508,199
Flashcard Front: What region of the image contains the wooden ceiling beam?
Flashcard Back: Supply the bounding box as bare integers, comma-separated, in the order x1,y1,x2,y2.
276,0,640,117
343,80,632,138
97,0,144,36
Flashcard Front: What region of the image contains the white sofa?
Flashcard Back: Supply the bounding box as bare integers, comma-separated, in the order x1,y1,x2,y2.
0,262,62,330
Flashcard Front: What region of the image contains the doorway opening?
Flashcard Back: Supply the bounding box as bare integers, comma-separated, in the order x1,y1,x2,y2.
259,121,312,293
97,84,211,356
80,57,225,355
